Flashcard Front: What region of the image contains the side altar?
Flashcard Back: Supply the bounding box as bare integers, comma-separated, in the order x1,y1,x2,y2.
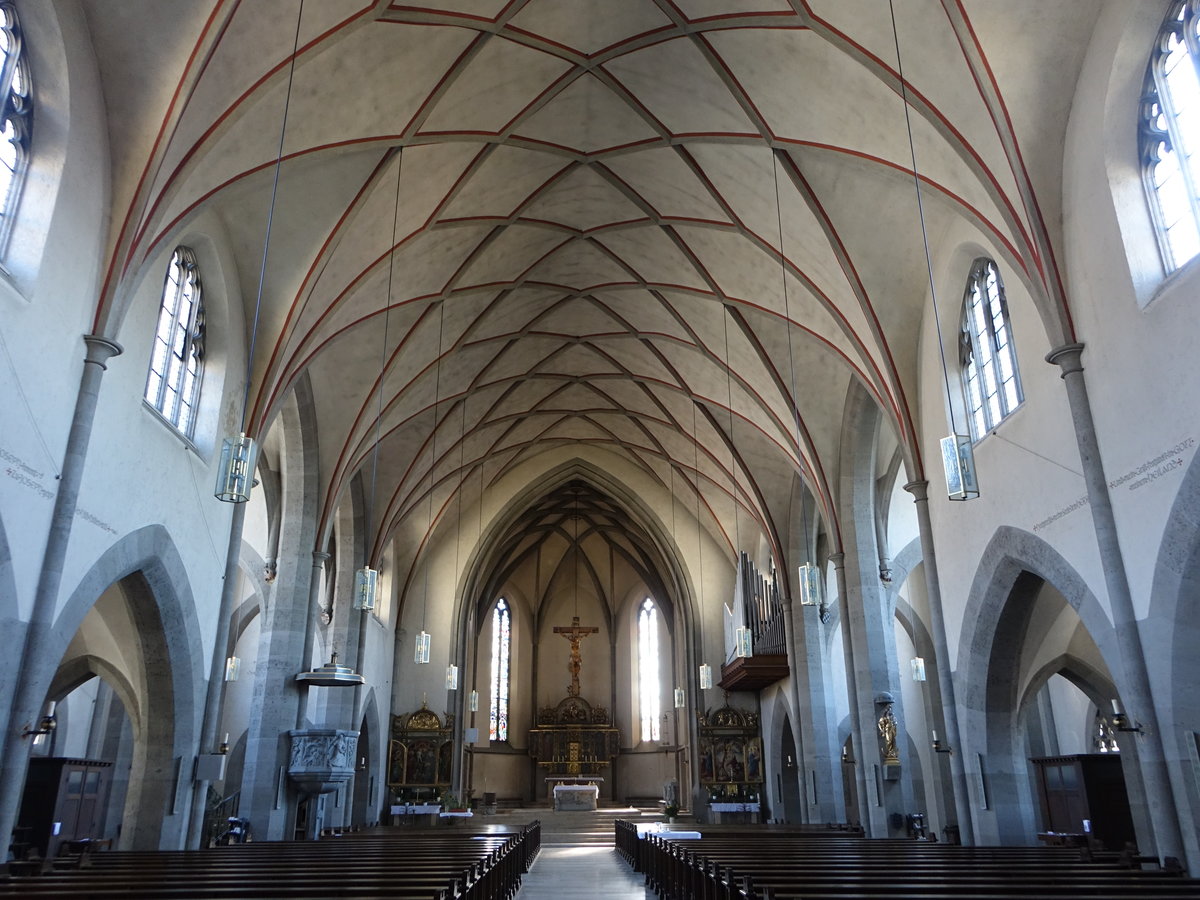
527,616,620,804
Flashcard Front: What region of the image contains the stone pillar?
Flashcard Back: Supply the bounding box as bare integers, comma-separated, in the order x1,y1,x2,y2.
778,593,810,818
903,479,975,844
1045,343,1184,861
784,590,841,823
830,553,870,829
296,551,330,729
0,335,122,854
186,499,247,847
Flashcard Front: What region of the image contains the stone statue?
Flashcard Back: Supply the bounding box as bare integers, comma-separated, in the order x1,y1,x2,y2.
877,704,900,764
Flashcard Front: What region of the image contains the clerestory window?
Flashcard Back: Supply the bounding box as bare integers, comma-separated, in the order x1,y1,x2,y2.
0,2,30,252
1142,0,1200,271
489,598,511,742
145,247,205,437
960,259,1021,439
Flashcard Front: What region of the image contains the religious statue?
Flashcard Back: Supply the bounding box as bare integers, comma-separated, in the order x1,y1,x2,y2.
877,704,900,765
553,615,598,698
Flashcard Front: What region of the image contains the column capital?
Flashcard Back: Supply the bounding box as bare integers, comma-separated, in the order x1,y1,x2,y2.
1045,342,1085,378
903,480,930,501
828,552,845,570
311,550,331,565
82,334,123,369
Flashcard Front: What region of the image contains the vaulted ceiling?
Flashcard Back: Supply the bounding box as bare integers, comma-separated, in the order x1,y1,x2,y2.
82,0,1092,570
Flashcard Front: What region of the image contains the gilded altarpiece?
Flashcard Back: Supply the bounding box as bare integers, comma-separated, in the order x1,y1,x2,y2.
697,705,764,799
388,703,454,795
528,696,620,778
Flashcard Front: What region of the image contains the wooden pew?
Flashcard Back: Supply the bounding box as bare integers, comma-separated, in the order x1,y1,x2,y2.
0,822,540,900
618,824,1200,900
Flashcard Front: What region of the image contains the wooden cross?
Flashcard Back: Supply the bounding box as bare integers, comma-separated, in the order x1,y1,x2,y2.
553,615,599,698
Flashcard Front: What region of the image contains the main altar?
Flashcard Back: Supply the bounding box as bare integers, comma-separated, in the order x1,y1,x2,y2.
527,615,619,806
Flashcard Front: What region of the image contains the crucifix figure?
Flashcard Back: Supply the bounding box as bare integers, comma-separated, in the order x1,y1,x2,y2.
554,615,599,697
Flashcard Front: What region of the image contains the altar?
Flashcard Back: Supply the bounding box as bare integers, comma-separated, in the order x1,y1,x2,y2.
553,783,599,811
527,615,620,794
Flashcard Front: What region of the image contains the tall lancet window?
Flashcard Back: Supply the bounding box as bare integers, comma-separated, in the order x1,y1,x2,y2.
0,2,30,250
1142,0,1200,270
961,258,1021,439
145,247,205,437
638,597,661,742
489,598,511,742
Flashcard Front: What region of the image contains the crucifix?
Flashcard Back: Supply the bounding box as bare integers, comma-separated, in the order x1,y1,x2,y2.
554,615,599,698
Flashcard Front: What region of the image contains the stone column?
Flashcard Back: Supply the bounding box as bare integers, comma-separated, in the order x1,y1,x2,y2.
903,479,975,844
186,499,247,847
1045,343,1183,861
296,551,330,729
778,593,811,818
0,335,122,853
830,553,870,828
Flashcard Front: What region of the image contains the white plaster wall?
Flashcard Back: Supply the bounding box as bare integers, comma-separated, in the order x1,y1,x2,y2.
0,0,110,613
1045,674,1092,757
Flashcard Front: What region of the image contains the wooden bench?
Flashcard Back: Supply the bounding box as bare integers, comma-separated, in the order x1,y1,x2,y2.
0,822,540,899
617,824,1200,900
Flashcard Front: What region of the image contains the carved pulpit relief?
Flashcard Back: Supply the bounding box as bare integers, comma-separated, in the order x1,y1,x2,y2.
553,615,598,698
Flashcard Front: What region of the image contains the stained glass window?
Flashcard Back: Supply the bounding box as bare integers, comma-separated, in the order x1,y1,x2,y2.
489,598,511,742
961,259,1021,440
145,248,205,436
638,598,660,742
0,3,29,250
1142,1,1200,270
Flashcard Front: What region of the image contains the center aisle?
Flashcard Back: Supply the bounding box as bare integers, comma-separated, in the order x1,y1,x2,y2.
509,807,657,899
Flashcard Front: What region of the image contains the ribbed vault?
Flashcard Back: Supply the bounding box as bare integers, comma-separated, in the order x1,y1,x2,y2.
81,0,1092,590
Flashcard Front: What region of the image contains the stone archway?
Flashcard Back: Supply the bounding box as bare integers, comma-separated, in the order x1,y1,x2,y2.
1148,447,1200,867
958,527,1123,847
45,526,205,849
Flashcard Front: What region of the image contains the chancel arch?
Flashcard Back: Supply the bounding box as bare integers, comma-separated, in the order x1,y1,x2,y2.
445,466,705,809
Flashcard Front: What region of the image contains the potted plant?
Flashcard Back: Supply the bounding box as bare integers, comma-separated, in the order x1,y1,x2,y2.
663,802,679,823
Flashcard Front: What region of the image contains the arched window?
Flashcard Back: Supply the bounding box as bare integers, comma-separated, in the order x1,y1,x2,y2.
0,2,30,249
960,258,1021,439
144,247,205,437
489,598,511,742
638,597,660,742
1142,1,1200,271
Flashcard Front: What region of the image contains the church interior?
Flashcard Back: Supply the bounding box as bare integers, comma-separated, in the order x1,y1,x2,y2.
2,0,1200,891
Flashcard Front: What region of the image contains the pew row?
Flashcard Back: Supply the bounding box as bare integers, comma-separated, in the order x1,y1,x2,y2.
615,822,1200,900
0,822,540,899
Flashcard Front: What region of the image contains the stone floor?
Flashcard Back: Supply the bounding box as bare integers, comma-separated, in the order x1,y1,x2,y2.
491,806,663,899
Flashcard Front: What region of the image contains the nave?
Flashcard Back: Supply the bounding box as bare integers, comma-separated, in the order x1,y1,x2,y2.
5,0,1200,881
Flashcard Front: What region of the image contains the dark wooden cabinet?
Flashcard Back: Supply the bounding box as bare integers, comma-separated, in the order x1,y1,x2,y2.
17,757,113,858
1030,753,1135,851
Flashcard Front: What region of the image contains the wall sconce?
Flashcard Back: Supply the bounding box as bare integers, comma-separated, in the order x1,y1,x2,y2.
673,687,686,709
22,701,57,739
1110,699,1144,735
445,664,459,690
910,657,926,682
224,656,241,682
698,663,713,690
931,729,953,754
469,690,479,712
218,732,230,755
